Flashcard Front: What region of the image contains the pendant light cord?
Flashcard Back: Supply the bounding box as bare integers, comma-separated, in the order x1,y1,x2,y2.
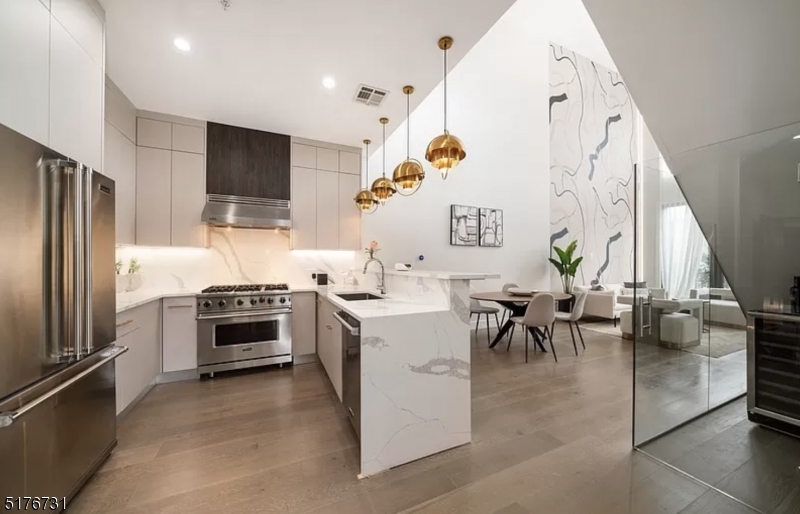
406,92,411,159
443,43,448,132
364,141,369,188
382,122,386,178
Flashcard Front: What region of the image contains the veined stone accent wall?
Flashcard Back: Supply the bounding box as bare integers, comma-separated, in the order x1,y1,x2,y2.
549,43,638,288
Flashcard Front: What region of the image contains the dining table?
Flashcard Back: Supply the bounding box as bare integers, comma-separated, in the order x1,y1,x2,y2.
470,290,573,351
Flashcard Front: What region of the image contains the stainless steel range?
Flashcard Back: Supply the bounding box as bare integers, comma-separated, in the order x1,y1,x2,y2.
196,284,292,377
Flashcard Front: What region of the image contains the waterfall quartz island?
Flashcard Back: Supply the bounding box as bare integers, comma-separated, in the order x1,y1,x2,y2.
318,270,499,478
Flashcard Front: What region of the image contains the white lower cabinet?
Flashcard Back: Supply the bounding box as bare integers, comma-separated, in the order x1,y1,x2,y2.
115,300,162,415
291,292,317,359
316,295,342,400
162,296,198,372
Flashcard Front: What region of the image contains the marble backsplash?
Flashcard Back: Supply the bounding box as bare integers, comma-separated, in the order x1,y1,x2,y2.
115,227,360,293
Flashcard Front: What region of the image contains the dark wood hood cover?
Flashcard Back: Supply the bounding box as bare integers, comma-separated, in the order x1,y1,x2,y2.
206,122,290,200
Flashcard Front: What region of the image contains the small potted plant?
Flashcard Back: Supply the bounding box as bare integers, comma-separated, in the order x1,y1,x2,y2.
548,240,583,294
115,259,125,293
125,257,143,292
365,240,379,259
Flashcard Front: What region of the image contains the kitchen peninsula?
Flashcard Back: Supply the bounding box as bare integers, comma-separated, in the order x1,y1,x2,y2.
318,270,498,477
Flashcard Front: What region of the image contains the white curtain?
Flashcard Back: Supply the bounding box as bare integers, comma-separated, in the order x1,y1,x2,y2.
660,203,707,299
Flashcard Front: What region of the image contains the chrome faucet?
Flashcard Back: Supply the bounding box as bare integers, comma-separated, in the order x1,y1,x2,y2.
363,257,386,295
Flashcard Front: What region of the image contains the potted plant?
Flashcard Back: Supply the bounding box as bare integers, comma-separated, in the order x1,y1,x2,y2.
549,240,583,294
125,257,143,292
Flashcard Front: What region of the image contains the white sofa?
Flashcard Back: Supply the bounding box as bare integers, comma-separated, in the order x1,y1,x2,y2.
573,284,630,322
690,288,746,328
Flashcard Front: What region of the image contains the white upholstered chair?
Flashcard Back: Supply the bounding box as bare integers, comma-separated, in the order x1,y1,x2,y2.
509,293,557,362
470,299,500,345
554,292,588,356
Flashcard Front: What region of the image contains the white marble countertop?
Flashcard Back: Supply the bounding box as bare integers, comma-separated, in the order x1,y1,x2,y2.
116,289,200,313
315,285,448,320
380,270,501,280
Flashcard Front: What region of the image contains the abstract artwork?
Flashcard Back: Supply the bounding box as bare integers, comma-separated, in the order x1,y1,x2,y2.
450,205,477,246
479,208,503,247
549,43,637,288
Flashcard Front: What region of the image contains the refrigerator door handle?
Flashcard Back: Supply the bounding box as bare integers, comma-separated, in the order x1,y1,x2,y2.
82,165,93,354
0,346,128,428
73,163,84,358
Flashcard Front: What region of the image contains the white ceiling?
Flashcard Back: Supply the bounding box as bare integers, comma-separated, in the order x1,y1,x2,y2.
581,0,800,157
99,0,516,149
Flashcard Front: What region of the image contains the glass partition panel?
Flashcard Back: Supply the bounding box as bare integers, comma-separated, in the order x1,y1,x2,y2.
633,122,800,513
633,161,713,445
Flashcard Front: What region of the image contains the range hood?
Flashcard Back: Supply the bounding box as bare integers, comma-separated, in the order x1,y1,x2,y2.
201,194,291,229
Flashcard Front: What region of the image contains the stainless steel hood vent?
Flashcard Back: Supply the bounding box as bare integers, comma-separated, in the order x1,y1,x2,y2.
201,194,291,229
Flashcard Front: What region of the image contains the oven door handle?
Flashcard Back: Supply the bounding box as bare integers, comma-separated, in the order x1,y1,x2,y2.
197,308,292,320
333,312,359,336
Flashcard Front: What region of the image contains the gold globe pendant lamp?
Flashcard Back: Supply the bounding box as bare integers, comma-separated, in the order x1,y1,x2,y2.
392,85,425,196
353,139,378,214
426,36,466,179
370,117,396,205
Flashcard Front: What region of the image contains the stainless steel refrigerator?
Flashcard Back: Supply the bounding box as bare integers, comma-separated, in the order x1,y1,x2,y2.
0,123,127,500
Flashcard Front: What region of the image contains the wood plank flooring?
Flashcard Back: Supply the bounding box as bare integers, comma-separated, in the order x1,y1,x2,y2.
642,397,800,514
69,325,758,514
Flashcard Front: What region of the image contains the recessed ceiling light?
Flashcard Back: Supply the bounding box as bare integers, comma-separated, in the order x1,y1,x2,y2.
173,37,191,53
793,134,800,140
322,76,336,89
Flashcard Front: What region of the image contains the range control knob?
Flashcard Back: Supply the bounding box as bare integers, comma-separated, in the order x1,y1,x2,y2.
202,300,212,308
217,300,226,307
250,298,258,305
236,299,244,306
258,297,266,304
279,297,287,304
267,297,274,304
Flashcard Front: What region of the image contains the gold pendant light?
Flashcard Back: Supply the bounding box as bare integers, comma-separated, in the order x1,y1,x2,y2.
370,117,396,205
425,36,466,179
392,85,425,195
353,139,378,214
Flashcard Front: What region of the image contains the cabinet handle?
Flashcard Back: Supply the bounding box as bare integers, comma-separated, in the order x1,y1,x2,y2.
168,304,193,309
116,319,134,328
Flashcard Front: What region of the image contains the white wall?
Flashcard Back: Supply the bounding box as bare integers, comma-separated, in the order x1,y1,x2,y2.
362,0,615,292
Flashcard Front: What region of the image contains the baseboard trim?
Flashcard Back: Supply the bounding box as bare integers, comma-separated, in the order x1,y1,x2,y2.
156,369,200,384
293,354,319,365
117,383,154,423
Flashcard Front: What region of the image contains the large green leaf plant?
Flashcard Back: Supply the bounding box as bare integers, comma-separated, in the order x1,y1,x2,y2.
548,240,583,294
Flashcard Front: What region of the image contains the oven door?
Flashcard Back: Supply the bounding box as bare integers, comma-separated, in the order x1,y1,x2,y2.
197,310,292,367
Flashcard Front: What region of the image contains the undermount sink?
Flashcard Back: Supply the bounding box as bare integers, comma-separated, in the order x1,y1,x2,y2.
335,292,383,301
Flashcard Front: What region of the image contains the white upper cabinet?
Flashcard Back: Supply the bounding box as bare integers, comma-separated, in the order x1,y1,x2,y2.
170,151,206,247
290,139,362,250
105,81,136,143
316,170,339,250
316,148,339,172
292,143,316,169
136,147,172,246
50,0,103,67
291,166,318,250
0,0,50,145
49,16,102,169
137,118,172,150
172,124,204,154
338,173,361,250
103,121,136,245
339,151,360,175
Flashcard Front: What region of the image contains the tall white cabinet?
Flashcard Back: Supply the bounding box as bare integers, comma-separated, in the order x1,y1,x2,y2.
135,116,207,248
290,139,362,250
0,0,105,169
103,78,137,245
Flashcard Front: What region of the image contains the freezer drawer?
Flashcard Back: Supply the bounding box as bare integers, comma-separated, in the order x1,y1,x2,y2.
0,346,125,503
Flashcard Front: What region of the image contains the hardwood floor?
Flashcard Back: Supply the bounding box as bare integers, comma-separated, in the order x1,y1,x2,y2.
642,397,800,514
69,325,757,514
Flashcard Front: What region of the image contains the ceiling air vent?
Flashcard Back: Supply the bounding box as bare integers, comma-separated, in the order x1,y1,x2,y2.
353,84,389,107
